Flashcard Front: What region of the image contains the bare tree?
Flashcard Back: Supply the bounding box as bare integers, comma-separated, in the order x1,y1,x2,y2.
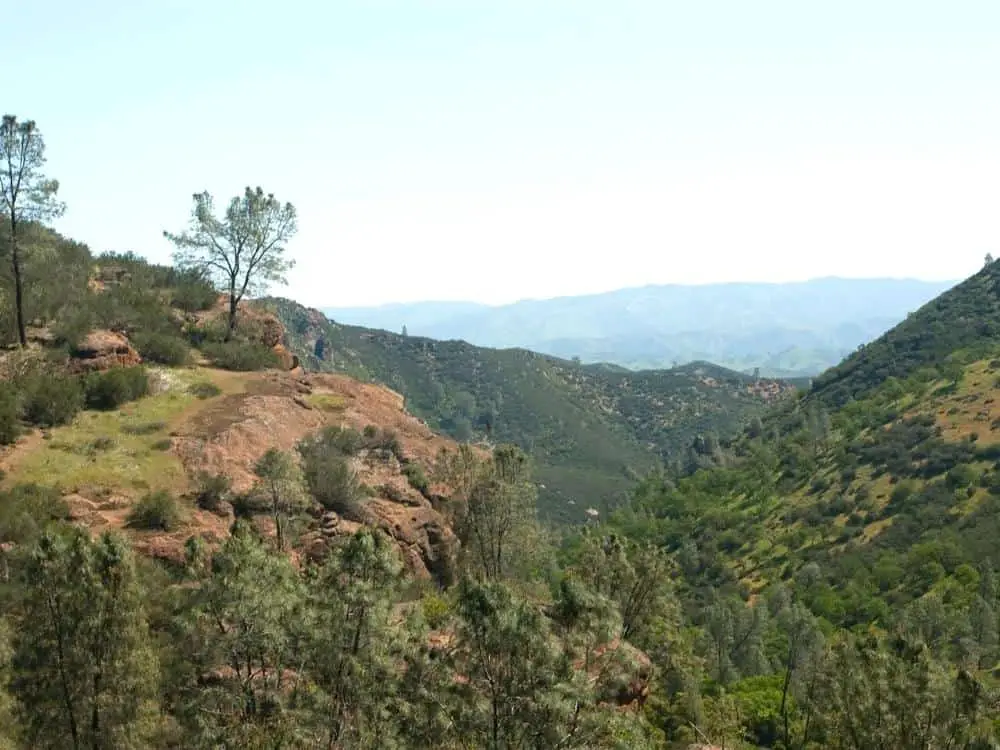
164,187,297,340
0,116,66,346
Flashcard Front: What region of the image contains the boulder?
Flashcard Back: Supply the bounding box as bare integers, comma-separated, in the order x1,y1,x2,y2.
363,500,459,585
69,330,142,373
272,343,297,370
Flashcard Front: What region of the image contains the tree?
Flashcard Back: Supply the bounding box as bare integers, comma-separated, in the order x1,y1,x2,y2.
9,529,159,749
164,187,297,340
703,597,770,685
810,635,994,750
773,603,824,749
251,448,311,551
460,444,544,582
448,580,654,749
179,523,309,746
307,529,408,747
0,116,65,346
569,533,679,648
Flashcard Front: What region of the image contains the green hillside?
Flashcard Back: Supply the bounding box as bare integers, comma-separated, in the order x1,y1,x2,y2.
266,297,795,521
610,259,1000,627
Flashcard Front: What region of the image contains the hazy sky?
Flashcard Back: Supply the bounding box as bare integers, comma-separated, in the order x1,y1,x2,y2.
9,1,1000,305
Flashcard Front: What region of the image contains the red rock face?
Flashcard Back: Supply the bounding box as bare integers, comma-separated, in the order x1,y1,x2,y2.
169,371,463,582
68,330,142,373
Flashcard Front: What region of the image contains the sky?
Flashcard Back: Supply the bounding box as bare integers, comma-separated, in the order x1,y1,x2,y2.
8,0,1000,306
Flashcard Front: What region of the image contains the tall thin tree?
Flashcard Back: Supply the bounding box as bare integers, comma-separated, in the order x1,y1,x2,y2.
164,187,297,340
0,116,65,346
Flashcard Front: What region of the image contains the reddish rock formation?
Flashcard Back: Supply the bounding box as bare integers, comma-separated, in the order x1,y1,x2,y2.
170,371,461,580
68,330,142,373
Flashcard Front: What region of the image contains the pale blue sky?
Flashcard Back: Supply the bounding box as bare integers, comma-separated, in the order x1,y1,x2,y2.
10,1,1000,305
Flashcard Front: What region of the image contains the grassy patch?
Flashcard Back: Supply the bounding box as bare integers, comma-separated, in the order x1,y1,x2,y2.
6,382,199,496
188,381,223,400
306,392,348,413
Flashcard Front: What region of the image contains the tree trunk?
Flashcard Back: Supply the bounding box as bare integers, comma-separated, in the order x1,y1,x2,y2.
226,291,238,343
10,218,26,347
779,660,793,750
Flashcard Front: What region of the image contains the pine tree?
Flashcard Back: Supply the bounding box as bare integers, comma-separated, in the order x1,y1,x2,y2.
459,444,545,582
251,448,311,551
0,116,66,346
9,529,159,749
179,522,309,746
306,529,409,748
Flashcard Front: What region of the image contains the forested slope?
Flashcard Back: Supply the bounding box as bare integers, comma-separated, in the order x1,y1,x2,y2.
268,296,795,520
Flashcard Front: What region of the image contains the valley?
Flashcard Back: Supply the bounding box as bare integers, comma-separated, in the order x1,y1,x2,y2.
268,296,796,521
0,113,995,748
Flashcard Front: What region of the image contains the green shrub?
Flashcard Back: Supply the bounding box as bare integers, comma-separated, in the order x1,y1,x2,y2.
330,426,364,455
0,484,70,544
201,341,280,371
298,438,362,515
402,462,430,495
121,420,167,435
299,425,365,459
22,372,83,427
83,366,149,410
194,472,232,512
0,388,20,445
170,267,218,312
188,381,222,399
365,426,404,460
421,592,452,629
132,332,190,366
151,438,173,451
946,464,978,488
51,307,96,350
230,492,269,518
127,490,184,531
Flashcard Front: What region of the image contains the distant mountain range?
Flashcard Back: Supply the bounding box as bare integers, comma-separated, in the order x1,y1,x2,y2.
322,277,957,377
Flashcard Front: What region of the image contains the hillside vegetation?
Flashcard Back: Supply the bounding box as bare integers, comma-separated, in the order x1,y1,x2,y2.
268,296,795,521
0,115,994,749
0,221,673,748
324,277,954,377
577,260,1000,746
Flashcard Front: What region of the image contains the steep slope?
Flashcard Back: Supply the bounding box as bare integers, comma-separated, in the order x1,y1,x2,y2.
323,277,955,376
0,362,462,581
266,297,795,521
614,259,1000,628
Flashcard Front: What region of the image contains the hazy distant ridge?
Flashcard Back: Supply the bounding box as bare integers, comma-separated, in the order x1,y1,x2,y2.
323,277,956,377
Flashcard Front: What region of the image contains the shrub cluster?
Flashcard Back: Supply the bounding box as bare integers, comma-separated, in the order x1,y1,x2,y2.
0,389,20,445
131,332,190,366
83,366,150,410
200,341,281,372
188,381,222,399
127,490,184,531
22,372,84,427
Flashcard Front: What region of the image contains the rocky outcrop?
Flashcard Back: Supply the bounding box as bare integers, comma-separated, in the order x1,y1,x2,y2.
68,330,142,373
170,371,462,580
272,343,297,371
